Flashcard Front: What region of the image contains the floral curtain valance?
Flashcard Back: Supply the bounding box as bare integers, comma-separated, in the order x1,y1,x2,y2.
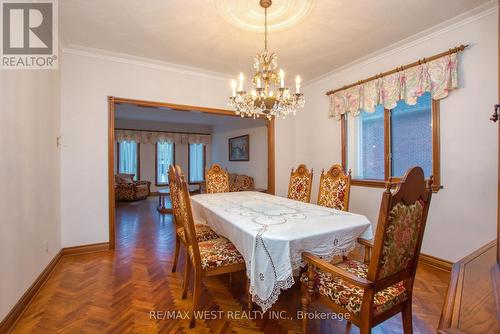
115,129,211,145
328,53,459,120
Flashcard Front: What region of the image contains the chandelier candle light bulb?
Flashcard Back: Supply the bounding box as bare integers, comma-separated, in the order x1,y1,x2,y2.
231,79,237,97
227,0,305,119
238,72,244,91
279,69,285,88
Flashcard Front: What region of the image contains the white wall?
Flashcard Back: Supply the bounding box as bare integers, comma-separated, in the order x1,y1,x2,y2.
211,124,268,189
285,8,498,262
0,69,61,319
60,50,230,247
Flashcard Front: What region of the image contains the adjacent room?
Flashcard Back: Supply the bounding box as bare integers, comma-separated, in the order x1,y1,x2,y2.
1,1,499,333
113,101,269,219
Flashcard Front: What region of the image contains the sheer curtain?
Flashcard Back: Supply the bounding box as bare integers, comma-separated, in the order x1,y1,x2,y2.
189,143,204,183
118,141,138,180
157,142,174,184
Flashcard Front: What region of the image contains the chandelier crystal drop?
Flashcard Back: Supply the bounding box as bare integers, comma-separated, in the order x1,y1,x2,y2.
228,0,305,120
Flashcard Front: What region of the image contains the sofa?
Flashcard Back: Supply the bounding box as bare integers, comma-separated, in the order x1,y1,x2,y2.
115,173,151,201
228,173,255,192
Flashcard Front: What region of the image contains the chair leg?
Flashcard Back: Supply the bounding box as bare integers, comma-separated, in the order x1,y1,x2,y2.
359,323,371,334
172,238,180,273
402,301,413,334
181,258,191,299
301,285,310,334
189,273,202,329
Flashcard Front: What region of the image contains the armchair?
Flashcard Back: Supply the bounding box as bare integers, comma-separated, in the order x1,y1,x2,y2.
301,167,433,334
115,173,151,201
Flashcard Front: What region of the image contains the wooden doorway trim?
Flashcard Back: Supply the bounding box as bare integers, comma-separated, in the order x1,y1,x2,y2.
107,96,276,249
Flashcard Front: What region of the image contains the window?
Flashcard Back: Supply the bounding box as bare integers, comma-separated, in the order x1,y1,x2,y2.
117,141,140,180
156,142,175,185
342,92,440,191
188,143,206,183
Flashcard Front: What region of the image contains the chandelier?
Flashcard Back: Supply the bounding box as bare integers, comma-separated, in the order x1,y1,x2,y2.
228,0,305,119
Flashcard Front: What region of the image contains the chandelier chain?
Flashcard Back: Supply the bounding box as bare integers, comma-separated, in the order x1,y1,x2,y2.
227,0,304,119
264,8,268,52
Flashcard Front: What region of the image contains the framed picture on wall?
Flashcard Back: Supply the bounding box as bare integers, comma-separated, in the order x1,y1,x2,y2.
228,134,249,161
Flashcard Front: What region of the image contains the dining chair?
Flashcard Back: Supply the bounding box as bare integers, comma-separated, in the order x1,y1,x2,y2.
287,164,314,203
174,167,250,328
317,164,351,211
168,165,219,274
205,163,230,193
301,167,433,334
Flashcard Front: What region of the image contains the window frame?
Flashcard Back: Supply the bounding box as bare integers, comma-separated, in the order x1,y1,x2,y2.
341,99,441,192
155,142,175,187
187,143,207,184
116,141,141,180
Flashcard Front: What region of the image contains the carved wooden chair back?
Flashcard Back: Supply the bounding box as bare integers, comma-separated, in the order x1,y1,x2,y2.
317,164,351,211
367,167,433,293
287,164,314,203
174,168,203,272
205,163,230,193
168,165,182,229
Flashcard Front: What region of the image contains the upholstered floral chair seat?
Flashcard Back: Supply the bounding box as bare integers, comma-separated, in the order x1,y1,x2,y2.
176,224,219,244
301,259,407,316
193,237,245,271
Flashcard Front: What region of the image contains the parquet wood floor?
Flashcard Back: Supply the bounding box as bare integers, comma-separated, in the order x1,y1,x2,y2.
11,197,450,333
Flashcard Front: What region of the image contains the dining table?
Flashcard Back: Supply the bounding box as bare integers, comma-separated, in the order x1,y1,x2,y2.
190,191,373,312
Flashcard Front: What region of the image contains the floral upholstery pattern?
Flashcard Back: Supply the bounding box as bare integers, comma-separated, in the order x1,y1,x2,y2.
229,173,255,192
301,259,407,316
176,224,219,244
379,200,424,279
288,165,313,203
115,174,150,201
329,53,458,119
169,175,181,222
192,237,245,271
318,177,347,210
206,165,230,194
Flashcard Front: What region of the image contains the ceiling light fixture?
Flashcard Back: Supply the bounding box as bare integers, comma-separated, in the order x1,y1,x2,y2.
228,0,305,119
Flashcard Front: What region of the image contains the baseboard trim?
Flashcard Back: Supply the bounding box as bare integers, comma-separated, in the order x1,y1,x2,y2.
61,242,110,256
0,242,110,334
0,250,62,334
419,253,453,273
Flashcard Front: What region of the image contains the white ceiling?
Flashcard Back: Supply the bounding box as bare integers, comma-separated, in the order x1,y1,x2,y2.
115,103,267,130
61,0,493,80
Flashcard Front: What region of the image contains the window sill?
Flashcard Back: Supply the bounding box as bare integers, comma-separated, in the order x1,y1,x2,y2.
351,179,442,193
155,183,169,187
351,179,387,188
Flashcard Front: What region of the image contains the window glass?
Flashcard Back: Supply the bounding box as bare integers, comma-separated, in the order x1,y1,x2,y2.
189,143,205,183
347,105,385,180
118,141,139,180
391,92,432,177
157,142,174,185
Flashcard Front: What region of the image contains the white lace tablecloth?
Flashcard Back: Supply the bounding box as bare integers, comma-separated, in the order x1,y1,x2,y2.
190,191,373,312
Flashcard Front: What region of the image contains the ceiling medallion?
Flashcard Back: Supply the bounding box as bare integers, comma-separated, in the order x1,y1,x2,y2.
215,0,313,32
228,0,305,120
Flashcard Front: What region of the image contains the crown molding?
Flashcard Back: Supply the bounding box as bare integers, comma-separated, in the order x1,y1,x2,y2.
305,1,498,87
62,45,233,81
